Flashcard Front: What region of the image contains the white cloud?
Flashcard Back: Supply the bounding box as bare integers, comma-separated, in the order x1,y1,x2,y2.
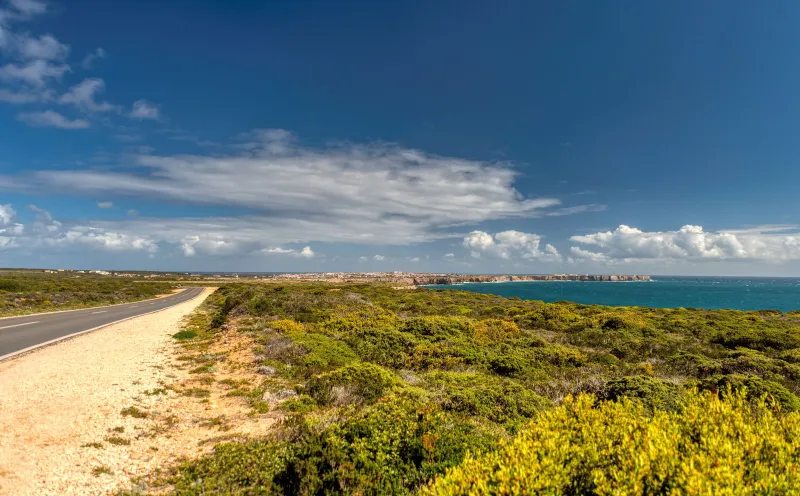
17,110,89,129
16,130,591,248
409,256,420,262
266,247,293,254
299,246,314,258
259,245,315,259
9,0,47,16
58,78,116,112
19,33,68,60
570,225,800,262
0,204,15,225
463,230,562,262
359,256,368,262
0,204,158,254
97,201,113,208
374,254,385,261
444,253,455,258
130,99,159,119
0,87,51,103
0,59,69,86
127,209,139,217
81,47,105,69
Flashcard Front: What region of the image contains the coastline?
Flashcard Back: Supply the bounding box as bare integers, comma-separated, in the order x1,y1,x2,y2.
424,278,655,287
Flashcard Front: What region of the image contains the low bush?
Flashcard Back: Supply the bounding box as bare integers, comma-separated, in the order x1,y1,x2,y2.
599,375,685,412
698,374,800,412
306,362,402,406
423,389,800,495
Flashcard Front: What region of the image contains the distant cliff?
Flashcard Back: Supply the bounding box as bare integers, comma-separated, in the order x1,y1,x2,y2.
409,274,651,286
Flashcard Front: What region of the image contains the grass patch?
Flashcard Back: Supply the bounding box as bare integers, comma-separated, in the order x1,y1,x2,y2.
172,329,198,340
104,435,130,446
120,406,149,419
91,466,113,477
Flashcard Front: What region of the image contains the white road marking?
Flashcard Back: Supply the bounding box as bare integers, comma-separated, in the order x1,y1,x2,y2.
91,310,107,314
130,305,139,308
0,321,39,330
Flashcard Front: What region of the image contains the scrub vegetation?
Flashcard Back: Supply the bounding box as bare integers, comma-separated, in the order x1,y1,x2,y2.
0,270,175,316
147,283,800,494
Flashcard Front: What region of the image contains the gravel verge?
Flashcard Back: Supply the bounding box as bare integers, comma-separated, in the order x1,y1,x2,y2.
0,288,216,495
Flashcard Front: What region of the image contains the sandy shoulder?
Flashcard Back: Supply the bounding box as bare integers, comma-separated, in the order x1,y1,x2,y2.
0,288,218,496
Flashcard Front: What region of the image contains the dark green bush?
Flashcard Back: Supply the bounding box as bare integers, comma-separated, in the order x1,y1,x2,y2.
698,374,800,412
599,375,685,412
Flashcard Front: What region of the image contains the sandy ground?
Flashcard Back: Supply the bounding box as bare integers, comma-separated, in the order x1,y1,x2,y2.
0,287,274,495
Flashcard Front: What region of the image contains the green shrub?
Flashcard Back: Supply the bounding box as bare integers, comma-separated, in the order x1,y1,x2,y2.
306,362,402,406
172,329,197,340
423,389,800,495
284,332,359,378
698,374,800,412
599,375,685,412
780,348,800,364
171,441,291,494
0,278,22,292
343,326,420,368
426,372,551,426
278,394,498,495
402,316,474,340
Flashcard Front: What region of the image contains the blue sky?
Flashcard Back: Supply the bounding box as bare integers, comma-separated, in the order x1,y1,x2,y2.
1,0,799,275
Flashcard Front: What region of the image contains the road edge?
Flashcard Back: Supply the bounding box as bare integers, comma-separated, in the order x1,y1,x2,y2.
0,287,191,322
0,288,209,363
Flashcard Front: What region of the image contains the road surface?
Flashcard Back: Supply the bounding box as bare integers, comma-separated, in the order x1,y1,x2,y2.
0,287,205,360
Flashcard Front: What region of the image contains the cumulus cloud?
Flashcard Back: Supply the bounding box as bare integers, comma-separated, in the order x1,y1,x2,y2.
0,204,158,254
130,99,159,119
0,59,68,86
17,110,89,129
444,253,455,258
373,254,385,261
464,230,562,262
0,204,15,225
58,78,116,112
359,256,368,262
97,201,113,208
570,225,800,262
19,33,68,60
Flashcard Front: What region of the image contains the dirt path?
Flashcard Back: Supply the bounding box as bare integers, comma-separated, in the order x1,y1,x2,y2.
0,287,271,495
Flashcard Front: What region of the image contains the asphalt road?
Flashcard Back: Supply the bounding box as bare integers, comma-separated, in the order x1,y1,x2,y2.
0,287,205,360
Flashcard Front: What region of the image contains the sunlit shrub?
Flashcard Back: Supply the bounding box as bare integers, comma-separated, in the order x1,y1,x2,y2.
699,374,800,412
472,319,521,345
423,389,800,495
306,362,402,406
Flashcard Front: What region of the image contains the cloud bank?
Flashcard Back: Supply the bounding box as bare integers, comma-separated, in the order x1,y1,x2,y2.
570,225,800,263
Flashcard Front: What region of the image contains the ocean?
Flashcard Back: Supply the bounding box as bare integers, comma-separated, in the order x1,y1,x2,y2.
427,276,800,312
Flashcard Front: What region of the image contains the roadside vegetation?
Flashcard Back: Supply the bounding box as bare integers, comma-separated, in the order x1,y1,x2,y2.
0,270,175,317
141,283,800,494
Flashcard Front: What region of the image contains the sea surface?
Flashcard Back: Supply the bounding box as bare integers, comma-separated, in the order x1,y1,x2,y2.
427,276,800,312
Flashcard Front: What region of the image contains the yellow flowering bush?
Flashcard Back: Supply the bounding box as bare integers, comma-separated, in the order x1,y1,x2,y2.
424,389,800,495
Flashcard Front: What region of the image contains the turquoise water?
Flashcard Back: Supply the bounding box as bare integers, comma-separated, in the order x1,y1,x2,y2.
427,277,800,312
